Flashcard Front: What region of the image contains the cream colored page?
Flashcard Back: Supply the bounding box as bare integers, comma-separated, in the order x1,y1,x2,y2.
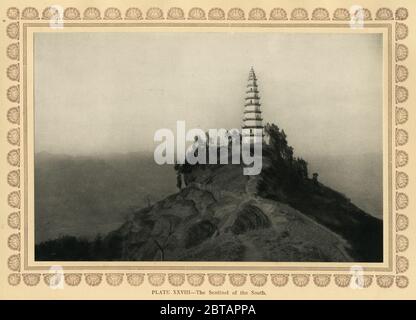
0,0,415,299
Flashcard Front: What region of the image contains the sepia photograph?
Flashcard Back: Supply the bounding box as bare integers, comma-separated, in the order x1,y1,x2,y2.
34,31,383,263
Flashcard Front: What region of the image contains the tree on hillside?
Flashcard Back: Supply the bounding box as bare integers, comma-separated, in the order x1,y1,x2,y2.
258,123,309,199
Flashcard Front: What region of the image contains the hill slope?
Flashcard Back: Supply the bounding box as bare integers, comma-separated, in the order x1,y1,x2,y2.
35,160,382,262
108,164,356,262
88,157,380,262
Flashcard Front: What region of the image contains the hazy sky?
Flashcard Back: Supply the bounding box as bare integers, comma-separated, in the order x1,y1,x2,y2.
35,32,382,158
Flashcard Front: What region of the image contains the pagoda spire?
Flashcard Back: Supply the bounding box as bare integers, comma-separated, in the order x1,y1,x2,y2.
242,67,263,143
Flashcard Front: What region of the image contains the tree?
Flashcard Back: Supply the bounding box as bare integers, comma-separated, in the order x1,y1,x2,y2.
153,217,175,261
258,122,310,198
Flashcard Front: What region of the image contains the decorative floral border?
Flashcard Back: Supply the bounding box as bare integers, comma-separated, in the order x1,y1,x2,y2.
5,6,409,289
4,6,410,21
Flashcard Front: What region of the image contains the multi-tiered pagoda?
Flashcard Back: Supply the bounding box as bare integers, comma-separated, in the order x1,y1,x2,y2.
242,67,264,144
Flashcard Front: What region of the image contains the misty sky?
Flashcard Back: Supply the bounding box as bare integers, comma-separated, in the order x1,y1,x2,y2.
35,32,382,159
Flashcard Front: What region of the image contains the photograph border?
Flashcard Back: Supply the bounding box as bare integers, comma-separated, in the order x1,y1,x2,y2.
4,5,410,289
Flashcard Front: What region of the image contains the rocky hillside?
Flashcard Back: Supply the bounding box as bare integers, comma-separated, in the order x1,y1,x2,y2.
102,123,382,262
108,163,359,262
35,123,382,262
96,149,381,262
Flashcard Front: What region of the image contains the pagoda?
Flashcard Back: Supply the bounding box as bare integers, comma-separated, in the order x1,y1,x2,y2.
242,67,264,144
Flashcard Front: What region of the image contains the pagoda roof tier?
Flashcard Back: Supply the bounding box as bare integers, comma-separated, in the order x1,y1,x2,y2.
243,110,262,114
242,125,264,129
245,96,260,100
242,134,265,138
246,89,259,94
244,103,261,107
243,117,263,121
